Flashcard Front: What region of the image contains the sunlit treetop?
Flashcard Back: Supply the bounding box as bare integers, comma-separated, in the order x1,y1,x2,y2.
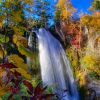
89,0,100,11
55,0,76,22
0,0,34,34
80,11,100,33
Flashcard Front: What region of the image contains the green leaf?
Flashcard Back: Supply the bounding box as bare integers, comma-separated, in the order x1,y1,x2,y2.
0,34,9,43
18,45,35,58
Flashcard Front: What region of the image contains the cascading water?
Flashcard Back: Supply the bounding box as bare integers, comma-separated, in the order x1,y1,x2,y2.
37,28,79,100
27,33,33,72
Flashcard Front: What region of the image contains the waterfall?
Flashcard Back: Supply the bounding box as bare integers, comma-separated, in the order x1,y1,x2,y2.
38,28,79,100
27,33,33,71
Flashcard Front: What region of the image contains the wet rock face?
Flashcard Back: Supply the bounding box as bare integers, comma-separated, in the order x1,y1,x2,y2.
86,80,100,100
88,80,100,95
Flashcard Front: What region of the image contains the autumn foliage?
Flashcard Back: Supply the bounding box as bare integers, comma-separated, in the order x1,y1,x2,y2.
0,0,100,99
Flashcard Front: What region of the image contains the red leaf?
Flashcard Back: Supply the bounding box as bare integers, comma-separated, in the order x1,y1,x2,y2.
34,82,46,96
13,70,21,78
42,94,55,99
9,86,19,94
23,80,33,93
0,63,17,69
14,80,21,86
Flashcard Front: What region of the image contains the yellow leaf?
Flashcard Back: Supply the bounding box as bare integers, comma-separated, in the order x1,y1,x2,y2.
13,34,28,47
11,68,32,80
17,68,32,80
0,22,3,28
0,68,5,78
8,54,32,80
56,0,76,20
24,0,33,5
0,16,5,28
97,36,100,42
11,11,22,22
82,55,96,67
18,45,34,58
0,45,6,59
13,27,23,35
0,48,4,59
8,54,28,71
0,86,9,97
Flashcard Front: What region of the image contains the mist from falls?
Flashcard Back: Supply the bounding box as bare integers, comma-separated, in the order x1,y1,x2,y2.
37,28,79,100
